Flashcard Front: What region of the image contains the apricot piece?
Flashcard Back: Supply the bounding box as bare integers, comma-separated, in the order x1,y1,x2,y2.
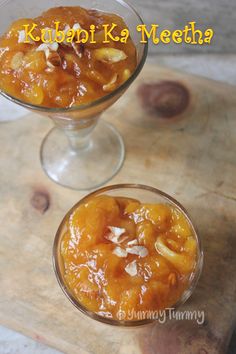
23,51,47,72
168,272,178,287
23,85,44,105
139,255,171,282
124,201,140,215
137,221,156,249
0,6,137,108
171,208,192,239
142,204,172,230
10,52,24,70
155,236,195,274
119,287,140,315
127,204,172,232
184,237,197,255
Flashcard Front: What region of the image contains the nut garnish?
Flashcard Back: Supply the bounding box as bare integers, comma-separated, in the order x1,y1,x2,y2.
113,246,128,258
61,25,71,47
125,260,137,276
126,245,148,258
103,73,118,92
122,69,131,83
72,23,81,31
36,42,59,53
155,236,191,273
105,226,127,244
42,27,57,43
36,43,60,69
18,30,34,44
94,48,127,63
10,52,24,70
127,239,138,246
62,23,82,49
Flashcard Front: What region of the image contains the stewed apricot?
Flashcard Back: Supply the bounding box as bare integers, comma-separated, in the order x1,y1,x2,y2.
59,195,198,320
0,6,137,107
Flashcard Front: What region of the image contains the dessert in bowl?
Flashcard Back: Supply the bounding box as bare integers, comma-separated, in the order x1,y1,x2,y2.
53,184,203,326
0,0,147,189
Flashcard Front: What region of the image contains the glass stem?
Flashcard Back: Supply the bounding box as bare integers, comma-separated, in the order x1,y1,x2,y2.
54,116,99,152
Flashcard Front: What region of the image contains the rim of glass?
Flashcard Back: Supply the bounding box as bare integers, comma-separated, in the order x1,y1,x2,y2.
53,184,204,327
0,0,148,113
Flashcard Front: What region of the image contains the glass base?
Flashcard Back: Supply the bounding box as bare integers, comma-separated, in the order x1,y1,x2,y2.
40,120,125,190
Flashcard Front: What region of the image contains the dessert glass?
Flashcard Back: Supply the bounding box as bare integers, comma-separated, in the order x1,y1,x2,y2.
53,184,203,326
0,0,148,190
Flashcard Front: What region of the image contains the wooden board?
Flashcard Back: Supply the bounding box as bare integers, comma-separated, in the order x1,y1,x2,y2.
0,64,235,354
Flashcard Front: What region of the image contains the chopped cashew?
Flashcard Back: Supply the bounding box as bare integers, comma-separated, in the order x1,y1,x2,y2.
155,236,193,274
103,74,118,92
94,48,127,63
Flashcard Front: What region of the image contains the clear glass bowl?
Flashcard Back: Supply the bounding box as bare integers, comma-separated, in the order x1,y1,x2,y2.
0,0,148,190
53,184,204,326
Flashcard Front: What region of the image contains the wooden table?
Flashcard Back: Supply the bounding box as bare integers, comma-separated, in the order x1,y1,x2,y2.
0,64,235,354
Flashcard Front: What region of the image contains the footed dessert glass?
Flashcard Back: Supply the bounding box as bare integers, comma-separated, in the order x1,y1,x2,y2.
53,184,203,326
0,0,148,190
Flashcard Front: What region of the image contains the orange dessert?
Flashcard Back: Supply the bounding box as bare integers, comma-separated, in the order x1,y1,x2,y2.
59,195,198,320
0,6,137,107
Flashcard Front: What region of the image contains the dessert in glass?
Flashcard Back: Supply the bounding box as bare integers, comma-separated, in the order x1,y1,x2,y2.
53,184,203,326
0,1,147,190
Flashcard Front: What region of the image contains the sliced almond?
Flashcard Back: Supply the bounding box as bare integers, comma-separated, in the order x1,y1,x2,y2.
125,260,137,276
36,42,59,53
50,42,59,51
64,25,71,34
35,43,60,69
127,239,138,246
62,23,82,48
18,30,26,43
18,30,34,44
103,73,118,92
94,48,127,63
62,25,72,47
108,226,126,237
73,23,81,31
105,226,126,244
113,246,128,258
126,245,148,258
42,27,57,43
10,52,24,70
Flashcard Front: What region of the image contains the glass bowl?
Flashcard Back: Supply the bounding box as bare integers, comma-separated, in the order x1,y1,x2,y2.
0,0,148,190
53,184,204,326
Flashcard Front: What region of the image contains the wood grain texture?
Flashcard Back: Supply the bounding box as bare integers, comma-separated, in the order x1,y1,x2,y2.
0,65,235,354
